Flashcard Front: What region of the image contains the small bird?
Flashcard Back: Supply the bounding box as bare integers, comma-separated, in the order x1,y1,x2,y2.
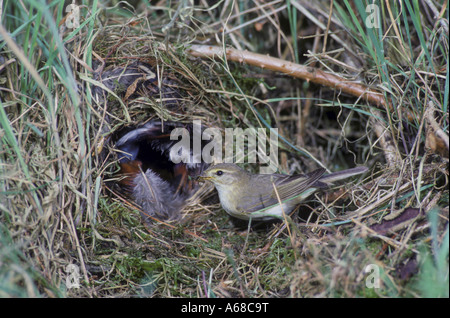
198,163,368,221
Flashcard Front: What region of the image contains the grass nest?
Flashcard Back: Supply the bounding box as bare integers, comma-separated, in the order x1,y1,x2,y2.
0,0,448,298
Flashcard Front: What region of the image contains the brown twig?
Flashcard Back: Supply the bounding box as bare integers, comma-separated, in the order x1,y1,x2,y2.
187,44,386,107
425,101,449,156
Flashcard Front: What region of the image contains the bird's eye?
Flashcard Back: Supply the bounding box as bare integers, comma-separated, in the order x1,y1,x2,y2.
216,170,223,176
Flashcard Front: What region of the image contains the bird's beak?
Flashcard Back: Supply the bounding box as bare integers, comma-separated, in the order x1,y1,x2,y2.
196,171,211,182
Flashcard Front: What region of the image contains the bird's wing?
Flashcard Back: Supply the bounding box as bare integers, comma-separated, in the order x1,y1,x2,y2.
273,168,327,200
236,168,326,213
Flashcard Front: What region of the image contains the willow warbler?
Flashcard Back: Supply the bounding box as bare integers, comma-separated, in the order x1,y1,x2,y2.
198,163,368,221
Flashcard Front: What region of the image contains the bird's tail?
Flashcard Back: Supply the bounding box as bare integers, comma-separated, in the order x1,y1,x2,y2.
319,166,368,183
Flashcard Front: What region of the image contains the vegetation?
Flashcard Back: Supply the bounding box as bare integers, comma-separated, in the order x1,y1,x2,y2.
0,0,448,297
